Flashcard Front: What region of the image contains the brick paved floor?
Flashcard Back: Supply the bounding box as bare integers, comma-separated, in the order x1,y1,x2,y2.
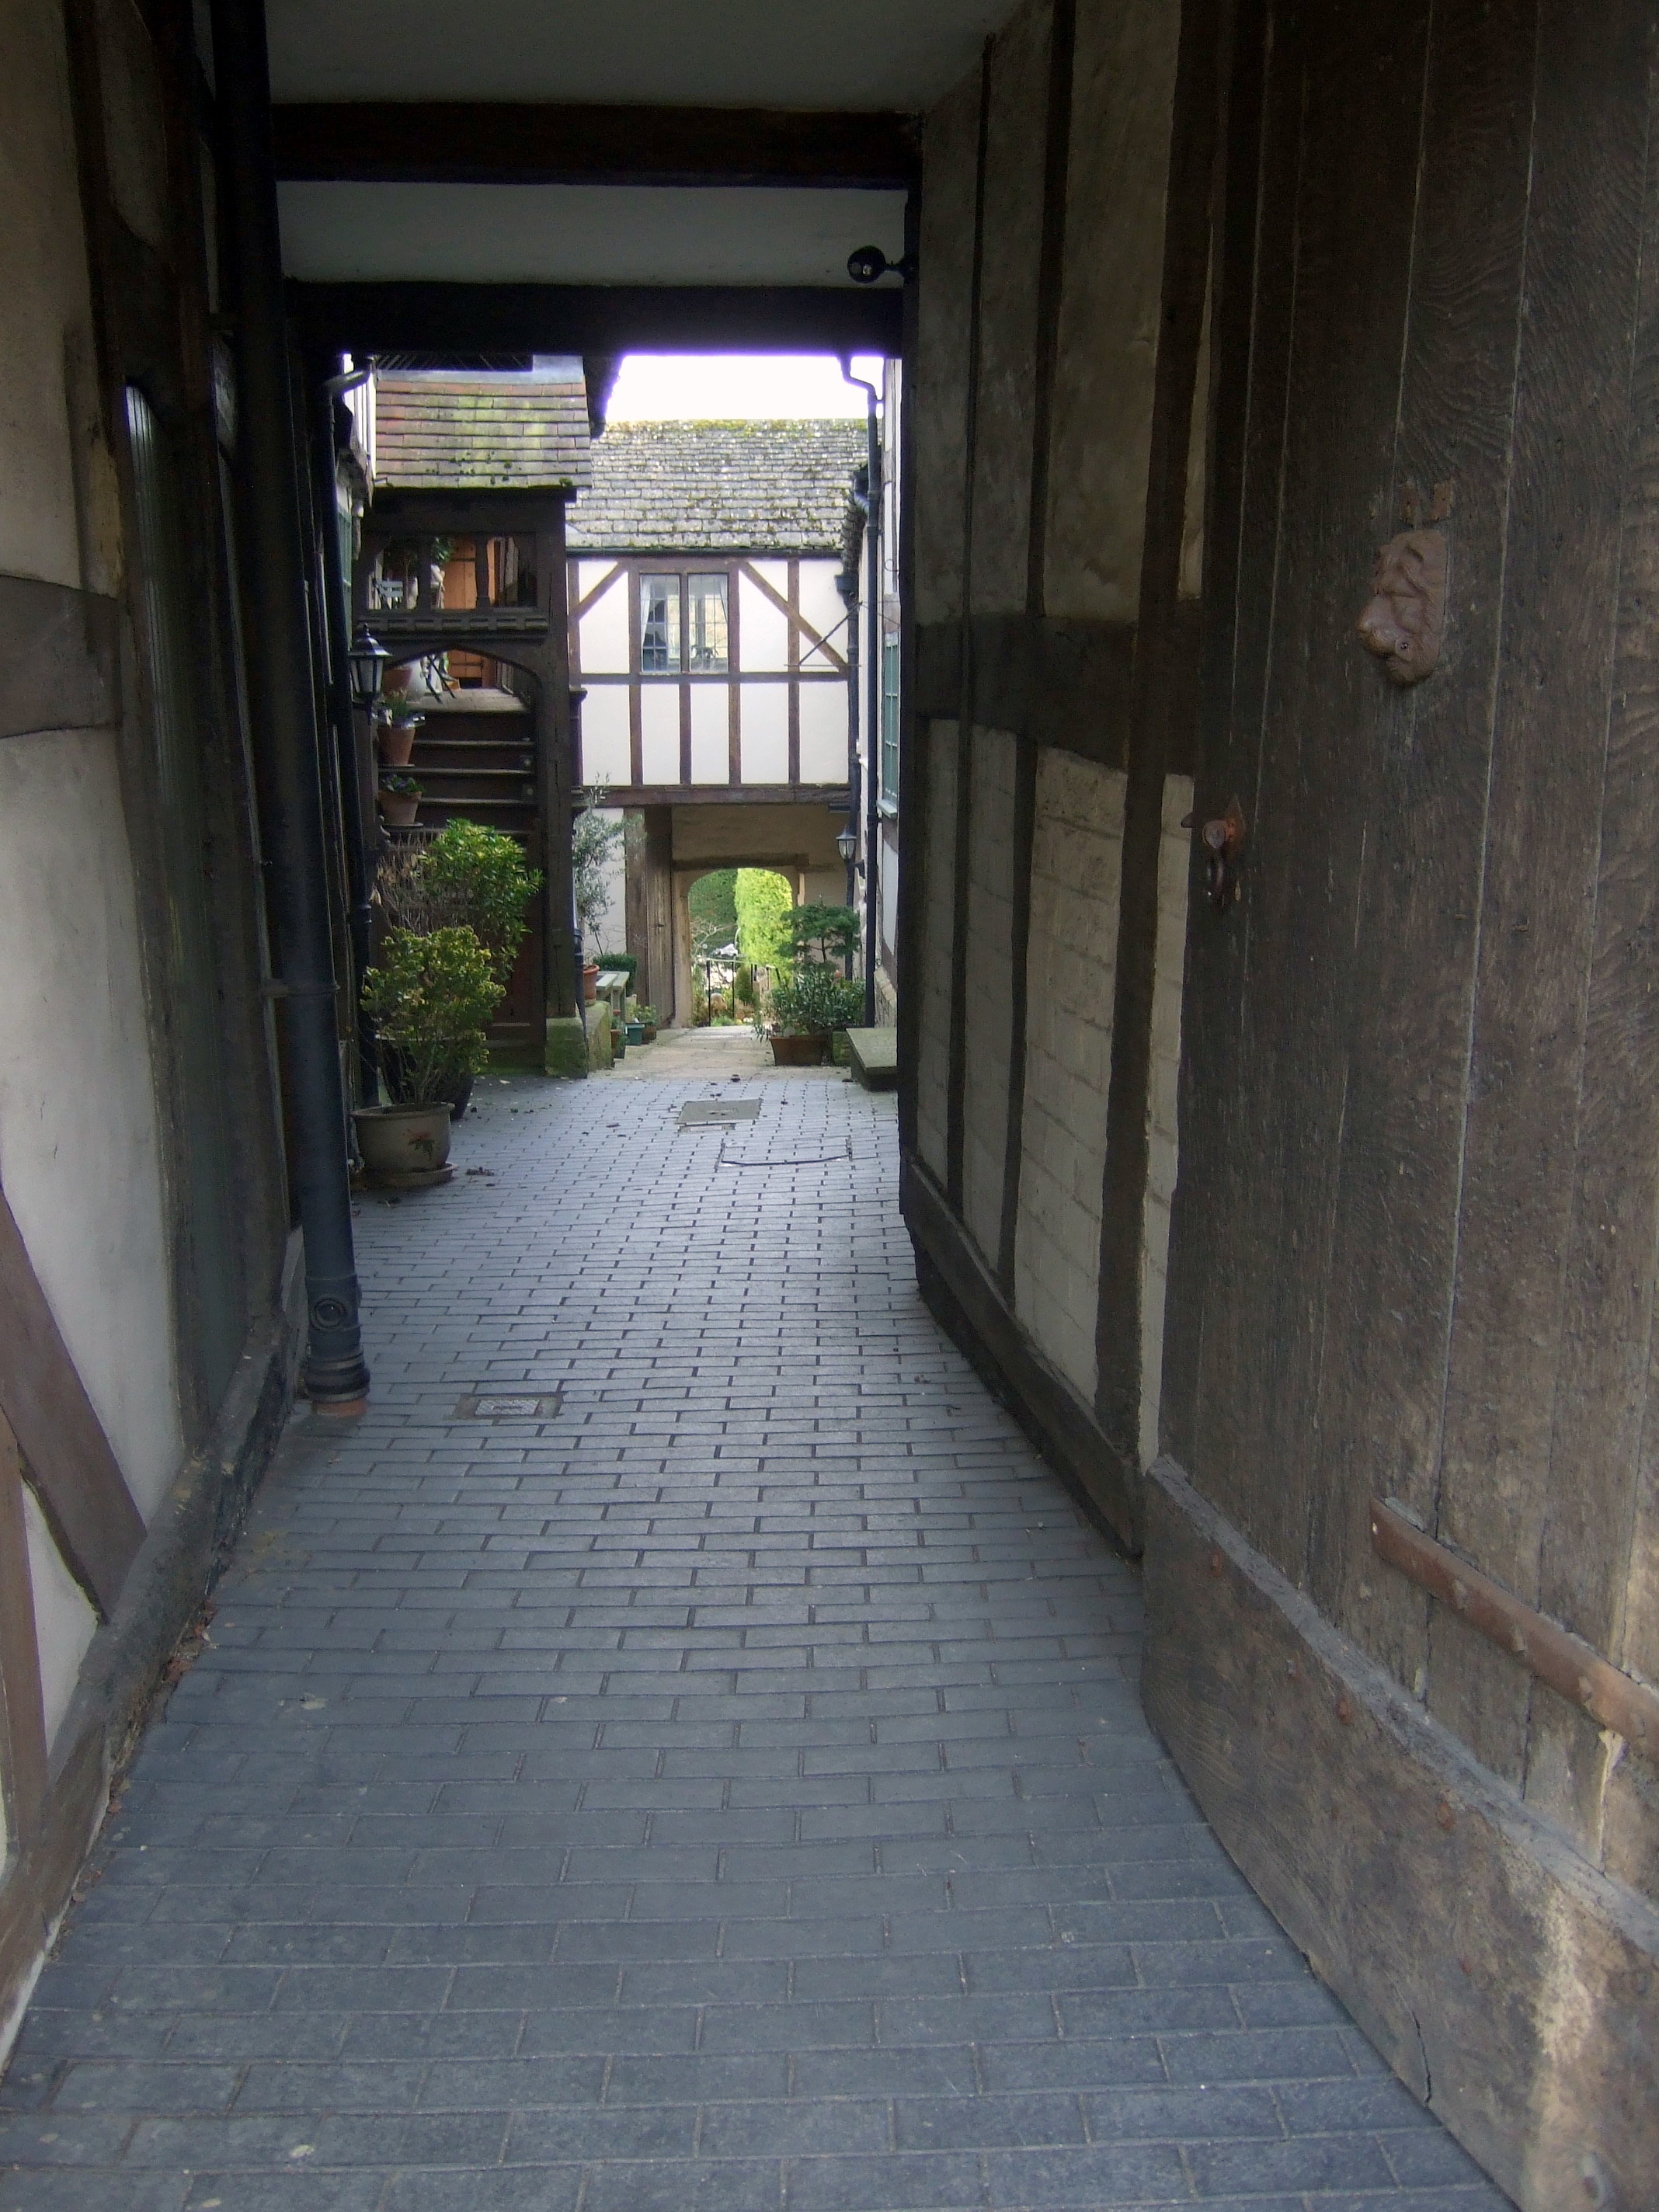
0,1073,1509,2210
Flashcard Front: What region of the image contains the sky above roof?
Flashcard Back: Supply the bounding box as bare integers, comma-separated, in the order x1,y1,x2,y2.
607,354,886,421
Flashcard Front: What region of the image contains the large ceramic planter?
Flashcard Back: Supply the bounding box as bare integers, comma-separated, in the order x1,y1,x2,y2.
769,1032,831,1067
381,793,420,829
353,1102,451,1177
377,722,418,767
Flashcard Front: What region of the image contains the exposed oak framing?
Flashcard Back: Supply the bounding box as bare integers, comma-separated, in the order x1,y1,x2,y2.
569,553,850,801
273,103,920,189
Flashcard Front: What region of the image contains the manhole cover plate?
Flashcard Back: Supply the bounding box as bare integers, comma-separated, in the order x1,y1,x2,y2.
454,1391,563,1420
678,1099,761,1126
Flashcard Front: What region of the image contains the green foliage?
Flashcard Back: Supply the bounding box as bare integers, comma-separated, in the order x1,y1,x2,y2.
688,867,738,959
760,962,864,1038
381,692,426,726
599,951,638,987
572,789,630,952
361,926,503,1104
735,868,795,967
635,1005,659,1027
381,772,421,795
415,819,542,984
785,902,858,963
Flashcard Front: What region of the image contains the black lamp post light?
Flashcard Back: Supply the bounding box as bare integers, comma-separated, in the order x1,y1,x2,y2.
349,625,389,711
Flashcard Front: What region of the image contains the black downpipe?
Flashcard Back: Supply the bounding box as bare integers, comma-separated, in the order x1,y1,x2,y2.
837,490,864,934
210,0,370,1408
840,363,882,1026
308,377,379,1105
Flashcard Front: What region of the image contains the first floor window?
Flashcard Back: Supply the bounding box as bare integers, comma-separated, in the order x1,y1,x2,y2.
687,573,729,670
640,573,680,671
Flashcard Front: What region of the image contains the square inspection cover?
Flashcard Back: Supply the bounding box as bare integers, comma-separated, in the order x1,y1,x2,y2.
454,1391,563,1420
677,1099,761,1127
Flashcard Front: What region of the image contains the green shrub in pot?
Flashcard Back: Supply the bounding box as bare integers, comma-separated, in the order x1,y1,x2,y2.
756,963,864,1040
378,820,542,988
361,925,503,1107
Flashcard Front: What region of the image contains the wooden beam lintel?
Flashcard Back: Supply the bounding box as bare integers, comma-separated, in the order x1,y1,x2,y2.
273,103,920,189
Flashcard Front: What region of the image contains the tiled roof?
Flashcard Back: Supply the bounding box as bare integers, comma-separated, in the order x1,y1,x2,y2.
565,421,867,554
373,374,591,492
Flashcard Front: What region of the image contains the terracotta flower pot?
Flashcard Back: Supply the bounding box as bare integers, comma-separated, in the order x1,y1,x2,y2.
769,1032,831,1067
377,722,416,767
353,1102,451,1177
642,1025,659,1043
583,962,600,1003
381,793,420,828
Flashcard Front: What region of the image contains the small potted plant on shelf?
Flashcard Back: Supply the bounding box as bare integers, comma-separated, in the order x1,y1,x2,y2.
380,772,422,828
356,925,503,1181
376,690,426,768
756,963,864,1067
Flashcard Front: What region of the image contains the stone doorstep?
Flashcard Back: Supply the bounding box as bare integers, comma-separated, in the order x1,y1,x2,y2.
844,1027,899,1090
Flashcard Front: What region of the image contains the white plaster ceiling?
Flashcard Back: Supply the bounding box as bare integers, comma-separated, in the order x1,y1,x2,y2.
278,183,908,285
267,0,1012,109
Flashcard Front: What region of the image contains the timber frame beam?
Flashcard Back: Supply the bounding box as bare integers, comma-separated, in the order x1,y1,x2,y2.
291,282,905,360
272,103,920,190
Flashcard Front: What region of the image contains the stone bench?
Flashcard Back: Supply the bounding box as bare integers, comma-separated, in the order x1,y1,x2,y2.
843,1025,898,1090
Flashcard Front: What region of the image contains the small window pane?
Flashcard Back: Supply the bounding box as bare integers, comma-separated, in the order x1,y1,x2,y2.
641,574,680,672
687,573,729,671
881,633,900,806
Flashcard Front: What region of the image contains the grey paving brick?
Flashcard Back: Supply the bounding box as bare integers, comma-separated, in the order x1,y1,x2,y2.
0,1076,1502,2209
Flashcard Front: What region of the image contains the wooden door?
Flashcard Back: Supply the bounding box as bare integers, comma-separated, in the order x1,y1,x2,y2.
1161,0,1659,1850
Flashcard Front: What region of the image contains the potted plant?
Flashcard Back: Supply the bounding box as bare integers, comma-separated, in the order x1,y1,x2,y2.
357,926,503,1174
383,819,543,989
381,772,422,828
635,1004,659,1043
757,964,864,1066
376,691,426,768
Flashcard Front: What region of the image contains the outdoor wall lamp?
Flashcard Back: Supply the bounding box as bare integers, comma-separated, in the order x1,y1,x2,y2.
349,625,389,709
836,826,858,864
847,245,915,285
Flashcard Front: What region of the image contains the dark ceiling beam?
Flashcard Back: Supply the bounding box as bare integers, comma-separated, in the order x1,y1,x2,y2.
273,103,920,189
290,280,904,357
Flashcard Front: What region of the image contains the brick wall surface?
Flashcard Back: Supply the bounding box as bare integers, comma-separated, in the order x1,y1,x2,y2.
1014,755,1128,1400
960,729,1018,1261
914,721,959,1183
1139,776,1195,1469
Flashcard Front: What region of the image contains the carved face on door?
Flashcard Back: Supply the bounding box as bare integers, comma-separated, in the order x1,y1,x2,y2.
1356,527,1447,685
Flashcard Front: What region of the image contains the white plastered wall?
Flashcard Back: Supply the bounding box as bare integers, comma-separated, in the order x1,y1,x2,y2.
1139,774,1193,1467
960,726,1017,1263
0,0,183,1810
914,719,958,1182
1014,753,1127,1401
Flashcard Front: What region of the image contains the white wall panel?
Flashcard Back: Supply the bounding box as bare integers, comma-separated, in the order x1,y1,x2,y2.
740,683,790,782
798,680,848,784
689,685,729,784
640,685,680,784
737,571,790,672
577,565,630,673
798,560,848,670
23,1484,96,1751
1014,751,1127,1402
0,731,183,1518
577,683,631,786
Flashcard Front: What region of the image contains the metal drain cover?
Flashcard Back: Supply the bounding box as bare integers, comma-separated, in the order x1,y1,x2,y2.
677,1099,761,1127
454,1391,562,1420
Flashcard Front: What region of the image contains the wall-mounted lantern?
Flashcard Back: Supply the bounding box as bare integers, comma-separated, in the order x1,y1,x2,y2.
349,626,389,710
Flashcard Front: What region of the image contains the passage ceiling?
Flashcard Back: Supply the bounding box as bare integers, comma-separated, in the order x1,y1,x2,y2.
266,0,1013,108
